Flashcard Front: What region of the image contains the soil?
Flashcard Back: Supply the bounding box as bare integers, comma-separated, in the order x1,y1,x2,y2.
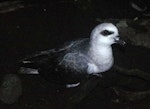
0,0,150,109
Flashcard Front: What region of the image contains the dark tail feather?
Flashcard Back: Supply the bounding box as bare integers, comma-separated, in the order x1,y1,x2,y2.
18,60,40,74
19,60,40,69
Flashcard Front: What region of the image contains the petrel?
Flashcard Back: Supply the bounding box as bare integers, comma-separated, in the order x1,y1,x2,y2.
19,23,125,87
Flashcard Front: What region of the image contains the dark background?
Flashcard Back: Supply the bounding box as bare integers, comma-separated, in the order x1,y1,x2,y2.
0,0,150,109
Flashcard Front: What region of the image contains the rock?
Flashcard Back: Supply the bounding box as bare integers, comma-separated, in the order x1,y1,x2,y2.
0,74,22,104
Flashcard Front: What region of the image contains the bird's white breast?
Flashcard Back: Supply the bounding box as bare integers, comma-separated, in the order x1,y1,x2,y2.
87,45,114,74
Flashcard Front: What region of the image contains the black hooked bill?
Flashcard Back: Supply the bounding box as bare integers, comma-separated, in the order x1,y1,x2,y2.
115,36,126,45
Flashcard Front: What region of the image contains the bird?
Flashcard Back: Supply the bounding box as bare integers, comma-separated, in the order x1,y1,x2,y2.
18,23,125,88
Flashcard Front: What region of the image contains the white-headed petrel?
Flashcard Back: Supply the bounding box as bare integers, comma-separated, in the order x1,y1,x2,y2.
19,23,125,88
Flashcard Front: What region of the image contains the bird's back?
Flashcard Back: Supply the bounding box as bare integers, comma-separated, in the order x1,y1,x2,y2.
19,38,90,84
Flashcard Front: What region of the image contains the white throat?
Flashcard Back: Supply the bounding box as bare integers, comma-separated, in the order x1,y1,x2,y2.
87,42,114,73
89,43,113,62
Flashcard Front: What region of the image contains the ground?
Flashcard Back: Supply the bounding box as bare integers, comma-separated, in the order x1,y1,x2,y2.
0,0,150,109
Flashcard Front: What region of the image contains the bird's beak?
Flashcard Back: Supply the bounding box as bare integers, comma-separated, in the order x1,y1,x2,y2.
115,36,126,45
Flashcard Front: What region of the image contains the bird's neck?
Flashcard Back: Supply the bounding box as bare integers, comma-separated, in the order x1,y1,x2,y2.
88,43,113,62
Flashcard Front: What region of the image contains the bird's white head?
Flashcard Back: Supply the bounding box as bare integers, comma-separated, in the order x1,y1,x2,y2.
90,23,125,46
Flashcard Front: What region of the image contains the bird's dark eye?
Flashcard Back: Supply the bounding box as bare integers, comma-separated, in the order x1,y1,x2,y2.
100,30,114,36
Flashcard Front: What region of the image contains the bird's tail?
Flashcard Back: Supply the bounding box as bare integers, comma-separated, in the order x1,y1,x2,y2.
18,67,39,74
18,48,63,74
18,49,55,74
18,60,39,74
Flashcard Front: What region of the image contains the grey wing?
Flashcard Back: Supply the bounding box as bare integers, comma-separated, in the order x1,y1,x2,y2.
19,38,89,72
19,39,78,66
58,52,89,73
